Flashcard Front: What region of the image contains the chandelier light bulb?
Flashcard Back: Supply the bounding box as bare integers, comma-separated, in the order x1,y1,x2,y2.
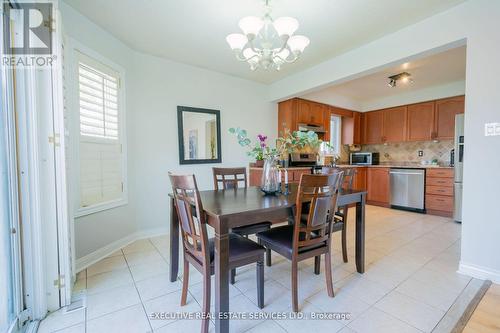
273,17,299,37
238,16,264,38
287,35,310,53
274,48,290,60
226,34,248,51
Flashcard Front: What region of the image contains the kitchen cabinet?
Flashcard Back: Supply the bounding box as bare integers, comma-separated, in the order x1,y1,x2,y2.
352,167,367,190
366,167,390,206
363,110,384,144
342,112,363,145
278,99,296,136
249,168,263,187
383,106,407,143
434,96,465,140
407,102,435,141
297,99,324,126
425,168,454,217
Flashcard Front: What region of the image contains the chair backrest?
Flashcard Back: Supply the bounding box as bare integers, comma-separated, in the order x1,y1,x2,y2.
212,167,247,190
293,172,343,254
169,173,209,264
321,167,355,191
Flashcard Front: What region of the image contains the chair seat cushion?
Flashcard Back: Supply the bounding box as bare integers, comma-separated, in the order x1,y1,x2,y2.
256,225,324,259
231,222,272,236
208,233,265,263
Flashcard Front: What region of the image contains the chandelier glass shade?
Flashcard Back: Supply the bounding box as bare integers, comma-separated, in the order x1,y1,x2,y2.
226,1,309,71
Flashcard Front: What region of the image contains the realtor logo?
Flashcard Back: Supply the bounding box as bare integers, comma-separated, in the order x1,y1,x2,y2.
3,2,52,55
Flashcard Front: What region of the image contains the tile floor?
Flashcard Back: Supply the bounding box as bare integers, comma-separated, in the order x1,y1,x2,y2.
38,206,471,333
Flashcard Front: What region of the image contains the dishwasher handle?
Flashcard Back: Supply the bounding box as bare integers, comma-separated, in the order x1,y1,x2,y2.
389,171,424,175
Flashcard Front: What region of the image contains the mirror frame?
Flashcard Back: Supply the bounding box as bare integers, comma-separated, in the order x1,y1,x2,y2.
177,106,222,165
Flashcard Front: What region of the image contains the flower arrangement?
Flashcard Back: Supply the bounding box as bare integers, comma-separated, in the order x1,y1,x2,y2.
229,127,324,161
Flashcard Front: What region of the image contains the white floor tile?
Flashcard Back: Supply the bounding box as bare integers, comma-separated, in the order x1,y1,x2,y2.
54,323,85,333
153,318,214,332
130,261,169,282
275,301,345,333
87,256,128,277
86,268,134,294
306,289,370,323
348,307,421,333
87,304,151,333
135,274,182,301
123,239,156,254
244,320,286,332
143,290,201,329
188,276,242,307
125,250,166,267
37,308,85,333
375,291,445,332
87,284,141,320
336,275,392,305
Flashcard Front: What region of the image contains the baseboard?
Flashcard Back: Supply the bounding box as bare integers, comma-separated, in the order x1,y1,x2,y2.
75,226,169,273
458,261,500,284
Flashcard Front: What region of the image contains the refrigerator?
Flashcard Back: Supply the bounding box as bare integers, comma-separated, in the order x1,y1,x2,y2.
454,114,464,222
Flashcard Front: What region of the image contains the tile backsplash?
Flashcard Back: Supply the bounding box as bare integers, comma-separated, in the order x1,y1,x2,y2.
357,140,454,165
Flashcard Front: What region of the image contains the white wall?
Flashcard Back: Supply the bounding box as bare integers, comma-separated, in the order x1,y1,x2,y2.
269,0,500,282
129,52,275,231
60,3,275,261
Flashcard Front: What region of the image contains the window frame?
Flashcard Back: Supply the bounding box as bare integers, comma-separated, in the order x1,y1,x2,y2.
330,115,342,155
69,41,128,218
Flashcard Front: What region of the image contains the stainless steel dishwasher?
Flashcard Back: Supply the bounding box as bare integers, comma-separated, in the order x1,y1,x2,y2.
389,168,425,213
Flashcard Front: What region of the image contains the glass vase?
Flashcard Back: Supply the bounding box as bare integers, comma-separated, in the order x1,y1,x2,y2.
261,157,280,195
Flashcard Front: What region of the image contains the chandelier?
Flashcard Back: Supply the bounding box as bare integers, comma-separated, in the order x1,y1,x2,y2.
225,0,310,71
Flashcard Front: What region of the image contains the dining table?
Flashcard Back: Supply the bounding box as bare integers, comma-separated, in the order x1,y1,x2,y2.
168,184,367,333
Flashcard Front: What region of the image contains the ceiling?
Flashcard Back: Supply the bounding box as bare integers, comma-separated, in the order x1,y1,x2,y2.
302,46,466,104
63,0,466,83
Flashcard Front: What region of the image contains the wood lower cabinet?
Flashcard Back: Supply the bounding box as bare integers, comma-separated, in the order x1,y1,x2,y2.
425,168,454,217
249,167,311,187
407,102,435,141
249,168,263,187
352,167,367,191
366,167,390,206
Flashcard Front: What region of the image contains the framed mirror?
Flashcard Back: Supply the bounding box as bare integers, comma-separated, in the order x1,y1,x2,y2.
177,106,222,164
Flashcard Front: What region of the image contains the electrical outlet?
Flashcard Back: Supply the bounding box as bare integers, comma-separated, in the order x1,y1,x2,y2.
485,123,500,136
418,150,424,157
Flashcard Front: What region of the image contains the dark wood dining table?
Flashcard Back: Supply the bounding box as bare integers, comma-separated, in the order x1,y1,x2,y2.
168,185,367,333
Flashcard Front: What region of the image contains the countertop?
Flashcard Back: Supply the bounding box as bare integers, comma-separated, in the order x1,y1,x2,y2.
249,163,454,170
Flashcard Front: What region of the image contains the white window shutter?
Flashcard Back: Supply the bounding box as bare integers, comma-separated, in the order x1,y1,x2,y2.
77,53,124,209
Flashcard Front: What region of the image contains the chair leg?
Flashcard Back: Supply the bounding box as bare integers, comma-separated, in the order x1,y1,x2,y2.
325,252,334,298
256,260,264,309
314,256,321,275
230,268,236,285
201,267,211,333
291,259,299,312
342,221,348,263
181,258,189,306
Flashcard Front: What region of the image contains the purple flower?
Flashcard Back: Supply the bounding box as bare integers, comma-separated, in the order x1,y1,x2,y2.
257,134,267,142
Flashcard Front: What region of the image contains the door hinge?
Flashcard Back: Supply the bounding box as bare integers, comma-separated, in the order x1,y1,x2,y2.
48,134,61,147
54,275,66,289
18,308,31,324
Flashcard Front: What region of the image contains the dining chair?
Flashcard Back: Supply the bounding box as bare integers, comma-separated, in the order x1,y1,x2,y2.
169,173,265,333
212,167,272,283
321,166,355,263
256,172,343,312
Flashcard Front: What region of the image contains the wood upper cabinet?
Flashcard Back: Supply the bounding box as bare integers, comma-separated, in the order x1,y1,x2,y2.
278,99,296,135
364,110,384,144
434,96,465,140
383,106,407,143
342,112,363,145
366,167,390,204
297,99,324,126
407,102,435,141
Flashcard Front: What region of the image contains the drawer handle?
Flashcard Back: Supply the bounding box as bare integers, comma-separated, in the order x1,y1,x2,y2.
436,199,445,202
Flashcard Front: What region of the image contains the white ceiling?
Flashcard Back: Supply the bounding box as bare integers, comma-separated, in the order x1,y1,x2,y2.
302,45,466,105
63,0,466,83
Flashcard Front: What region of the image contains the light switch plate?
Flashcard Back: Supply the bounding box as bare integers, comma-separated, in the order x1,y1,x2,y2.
485,123,500,136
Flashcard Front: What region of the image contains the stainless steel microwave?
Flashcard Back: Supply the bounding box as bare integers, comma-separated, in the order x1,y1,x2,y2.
350,152,380,165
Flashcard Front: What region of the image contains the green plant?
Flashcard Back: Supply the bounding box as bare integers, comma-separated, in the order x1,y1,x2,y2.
229,127,323,160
